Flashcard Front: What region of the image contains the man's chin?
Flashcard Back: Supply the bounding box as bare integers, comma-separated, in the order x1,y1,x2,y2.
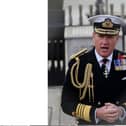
100,52,110,57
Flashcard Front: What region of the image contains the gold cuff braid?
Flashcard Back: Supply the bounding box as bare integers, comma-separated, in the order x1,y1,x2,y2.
75,103,91,122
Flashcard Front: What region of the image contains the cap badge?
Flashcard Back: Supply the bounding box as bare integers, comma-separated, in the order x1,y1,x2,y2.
102,18,113,28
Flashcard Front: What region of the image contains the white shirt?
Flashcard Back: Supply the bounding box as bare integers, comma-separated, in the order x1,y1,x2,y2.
95,49,113,73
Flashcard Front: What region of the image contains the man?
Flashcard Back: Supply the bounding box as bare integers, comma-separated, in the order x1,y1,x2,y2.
61,15,126,125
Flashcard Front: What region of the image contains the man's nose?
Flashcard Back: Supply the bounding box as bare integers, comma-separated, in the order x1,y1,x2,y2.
102,37,108,43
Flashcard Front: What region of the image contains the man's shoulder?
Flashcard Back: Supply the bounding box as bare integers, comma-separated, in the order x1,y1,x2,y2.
70,48,88,60
68,48,93,67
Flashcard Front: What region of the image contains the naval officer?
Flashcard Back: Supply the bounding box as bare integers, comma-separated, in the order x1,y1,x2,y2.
61,15,126,125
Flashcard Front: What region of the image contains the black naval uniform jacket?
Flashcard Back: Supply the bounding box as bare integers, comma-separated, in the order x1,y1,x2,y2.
61,48,126,125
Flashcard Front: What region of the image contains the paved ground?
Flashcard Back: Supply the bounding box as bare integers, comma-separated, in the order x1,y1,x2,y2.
48,86,77,126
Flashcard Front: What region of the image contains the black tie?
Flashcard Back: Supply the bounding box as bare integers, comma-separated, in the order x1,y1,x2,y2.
101,58,108,78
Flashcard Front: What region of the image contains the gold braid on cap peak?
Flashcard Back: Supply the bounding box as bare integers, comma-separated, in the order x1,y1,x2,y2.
70,53,94,102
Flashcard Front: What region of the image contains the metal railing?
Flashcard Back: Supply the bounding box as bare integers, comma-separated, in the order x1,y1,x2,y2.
48,40,65,86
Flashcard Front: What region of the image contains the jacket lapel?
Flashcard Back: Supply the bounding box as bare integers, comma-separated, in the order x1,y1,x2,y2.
109,50,119,77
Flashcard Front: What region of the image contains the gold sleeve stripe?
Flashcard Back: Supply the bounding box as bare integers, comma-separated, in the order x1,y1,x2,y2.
78,104,82,117
72,104,81,116
76,104,83,117
80,104,85,118
76,104,81,116
75,103,91,122
83,105,91,122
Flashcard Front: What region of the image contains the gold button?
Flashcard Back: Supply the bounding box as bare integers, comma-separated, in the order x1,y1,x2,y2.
97,101,101,105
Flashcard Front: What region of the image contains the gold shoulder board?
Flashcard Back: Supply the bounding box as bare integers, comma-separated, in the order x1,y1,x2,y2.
70,48,88,60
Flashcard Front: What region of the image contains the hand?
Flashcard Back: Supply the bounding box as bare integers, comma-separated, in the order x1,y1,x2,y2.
96,103,123,123
105,103,123,117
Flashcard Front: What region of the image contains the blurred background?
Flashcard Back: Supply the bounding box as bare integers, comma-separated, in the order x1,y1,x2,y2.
48,0,126,125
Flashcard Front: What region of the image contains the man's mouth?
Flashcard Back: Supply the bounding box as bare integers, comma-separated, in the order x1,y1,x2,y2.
101,47,109,51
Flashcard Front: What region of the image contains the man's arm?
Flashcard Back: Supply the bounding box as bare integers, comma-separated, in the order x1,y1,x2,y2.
61,59,96,123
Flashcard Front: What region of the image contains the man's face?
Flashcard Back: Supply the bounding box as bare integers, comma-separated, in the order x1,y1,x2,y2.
93,32,119,57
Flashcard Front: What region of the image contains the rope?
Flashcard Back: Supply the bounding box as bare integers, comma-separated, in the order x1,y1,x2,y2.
70,57,94,101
